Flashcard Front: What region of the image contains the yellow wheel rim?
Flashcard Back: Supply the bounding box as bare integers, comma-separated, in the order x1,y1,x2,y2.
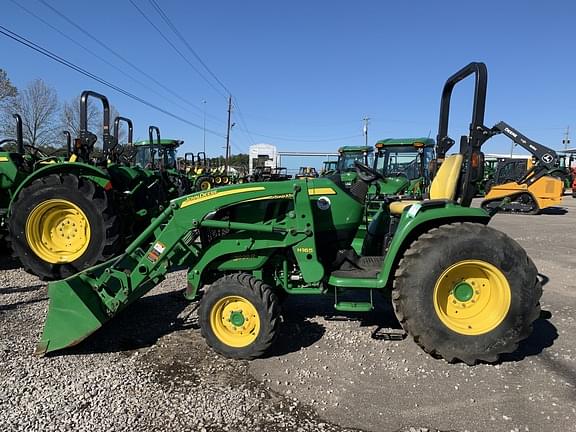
222,177,230,184
433,260,511,335
199,180,212,190
25,199,91,264
210,295,260,347
214,176,222,184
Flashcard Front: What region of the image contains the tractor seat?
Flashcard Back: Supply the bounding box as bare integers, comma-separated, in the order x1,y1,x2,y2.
389,154,464,216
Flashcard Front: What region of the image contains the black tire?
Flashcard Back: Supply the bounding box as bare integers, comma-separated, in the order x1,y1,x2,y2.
392,222,541,365
167,173,192,197
195,175,213,191
8,174,120,280
484,179,494,195
199,273,280,359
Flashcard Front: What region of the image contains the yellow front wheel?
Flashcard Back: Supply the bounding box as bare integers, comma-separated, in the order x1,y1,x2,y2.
392,222,542,365
210,296,260,348
199,273,280,359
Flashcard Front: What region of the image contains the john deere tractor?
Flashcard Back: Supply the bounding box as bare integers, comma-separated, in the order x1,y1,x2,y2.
132,126,192,197
5,90,177,280
185,152,214,191
38,63,542,366
335,146,374,186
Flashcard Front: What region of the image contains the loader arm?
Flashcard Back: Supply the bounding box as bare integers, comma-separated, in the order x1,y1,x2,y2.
491,121,559,185
37,181,325,355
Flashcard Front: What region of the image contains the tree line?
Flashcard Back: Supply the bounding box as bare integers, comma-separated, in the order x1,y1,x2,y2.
0,68,249,171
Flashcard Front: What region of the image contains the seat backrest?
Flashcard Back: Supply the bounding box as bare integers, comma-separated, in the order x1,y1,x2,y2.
429,154,464,200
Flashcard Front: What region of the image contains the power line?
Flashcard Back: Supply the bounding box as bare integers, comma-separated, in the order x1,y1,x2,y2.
128,0,228,100
147,0,231,96
232,130,364,143
8,0,192,114
36,0,218,120
0,24,226,138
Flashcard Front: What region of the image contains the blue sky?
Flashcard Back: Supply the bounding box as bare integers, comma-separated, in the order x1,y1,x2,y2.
1,0,575,171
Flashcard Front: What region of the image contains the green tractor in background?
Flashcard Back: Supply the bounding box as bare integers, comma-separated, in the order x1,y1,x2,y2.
350,138,434,252
132,126,192,197
372,138,435,197
320,160,338,176
335,145,374,186
39,62,542,366
185,152,215,191
4,90,178,280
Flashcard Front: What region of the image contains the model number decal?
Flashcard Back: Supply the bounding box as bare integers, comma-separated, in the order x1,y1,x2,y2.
296,247,313,254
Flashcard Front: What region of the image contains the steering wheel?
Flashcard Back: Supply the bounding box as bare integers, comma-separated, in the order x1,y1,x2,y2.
354,161,386,183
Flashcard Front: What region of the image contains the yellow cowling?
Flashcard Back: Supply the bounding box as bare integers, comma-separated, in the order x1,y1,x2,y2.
484,175,563,210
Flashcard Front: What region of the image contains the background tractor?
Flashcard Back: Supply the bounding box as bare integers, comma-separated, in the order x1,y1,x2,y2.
335,145,374,186
38,62,542,367
132,126,192,197
5,90,180,280
185,152,215,191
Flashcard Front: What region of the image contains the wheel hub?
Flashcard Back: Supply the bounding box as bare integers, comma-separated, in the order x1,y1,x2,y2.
433,260,511,335
25,199,91,264
210,296,260,348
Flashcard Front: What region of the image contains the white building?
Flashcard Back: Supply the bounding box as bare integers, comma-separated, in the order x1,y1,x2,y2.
249,143,278,174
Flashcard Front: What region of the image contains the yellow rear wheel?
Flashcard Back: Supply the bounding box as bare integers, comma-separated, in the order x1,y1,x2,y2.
433,260,511,335
25,199,91,264
392,222,542,364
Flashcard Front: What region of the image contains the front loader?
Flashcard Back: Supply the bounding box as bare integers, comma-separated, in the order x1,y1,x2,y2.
38,63,542,365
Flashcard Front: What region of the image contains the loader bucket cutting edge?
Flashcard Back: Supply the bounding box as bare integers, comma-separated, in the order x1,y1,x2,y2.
36,275,110,356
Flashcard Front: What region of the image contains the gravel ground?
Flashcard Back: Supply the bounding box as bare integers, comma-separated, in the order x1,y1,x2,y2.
1,198,575,432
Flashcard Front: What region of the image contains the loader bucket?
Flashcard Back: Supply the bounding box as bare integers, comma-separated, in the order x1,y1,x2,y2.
36,262,112,356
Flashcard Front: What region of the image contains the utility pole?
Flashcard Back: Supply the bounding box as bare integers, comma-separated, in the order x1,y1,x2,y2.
562,126,571,150
225,95,232,173
362,116,370,146
202,100,207,153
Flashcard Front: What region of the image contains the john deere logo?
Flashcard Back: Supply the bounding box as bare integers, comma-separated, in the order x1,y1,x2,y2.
542,153,554,163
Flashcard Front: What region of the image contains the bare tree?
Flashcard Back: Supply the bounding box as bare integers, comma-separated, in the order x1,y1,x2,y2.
1,79,59,148
0,69,18,102
60,95,125,147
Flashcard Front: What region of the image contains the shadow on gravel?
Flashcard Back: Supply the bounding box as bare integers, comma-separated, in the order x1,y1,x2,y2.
264,292,404,358
0,284,44,295
499,309,558,363
58,290,194,356
0,296,47,311
539,207,568,215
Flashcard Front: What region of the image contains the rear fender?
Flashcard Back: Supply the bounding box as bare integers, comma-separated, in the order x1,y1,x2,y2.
9,162,110,214
378,203,490,286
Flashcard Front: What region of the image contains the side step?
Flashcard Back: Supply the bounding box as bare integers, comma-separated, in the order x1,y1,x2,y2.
333,288,374,312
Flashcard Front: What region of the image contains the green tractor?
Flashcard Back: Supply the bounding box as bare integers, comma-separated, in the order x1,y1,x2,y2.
132,126,192,197
373,138,435,197
335,145,374,186
5,90,178,280
185,152,215,191
38,63,542,365
350,138,435,253
320,160,338,176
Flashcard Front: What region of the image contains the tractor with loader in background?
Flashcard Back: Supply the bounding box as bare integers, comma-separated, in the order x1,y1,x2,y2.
38,63,542,366
5,90,187,280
